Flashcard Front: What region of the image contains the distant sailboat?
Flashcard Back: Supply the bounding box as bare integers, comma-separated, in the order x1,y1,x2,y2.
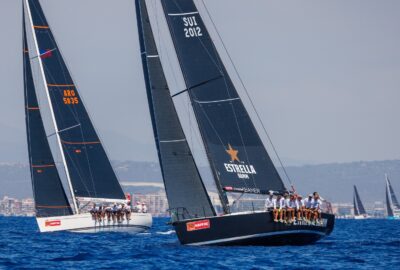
385,174,400,220
23,0,151,232
136,0,334,245
353,185,368,219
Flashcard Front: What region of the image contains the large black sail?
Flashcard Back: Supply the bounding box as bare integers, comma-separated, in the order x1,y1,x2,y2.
387,177,399,208
135,0,215,218
26,0,124,200
161,0,286,194
386,182,394,217
353,185,366,216
24,19,73,217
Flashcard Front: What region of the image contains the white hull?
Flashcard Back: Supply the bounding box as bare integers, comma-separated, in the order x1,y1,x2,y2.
354,215,370,220
36,213,152,233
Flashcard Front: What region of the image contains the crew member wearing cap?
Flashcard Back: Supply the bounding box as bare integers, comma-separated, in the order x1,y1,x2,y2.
303,194,314,221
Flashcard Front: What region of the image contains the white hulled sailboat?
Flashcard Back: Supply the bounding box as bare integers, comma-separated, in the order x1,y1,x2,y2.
23,0,152,233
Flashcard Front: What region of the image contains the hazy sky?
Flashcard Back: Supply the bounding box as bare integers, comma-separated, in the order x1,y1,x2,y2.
1,0,400,165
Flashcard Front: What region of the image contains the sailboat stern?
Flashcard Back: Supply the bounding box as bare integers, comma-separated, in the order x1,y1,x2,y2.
172,211,334,246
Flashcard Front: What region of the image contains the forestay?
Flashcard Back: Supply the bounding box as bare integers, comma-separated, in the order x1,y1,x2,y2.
135,0,215,218
26,0,125,200
161,0,286,195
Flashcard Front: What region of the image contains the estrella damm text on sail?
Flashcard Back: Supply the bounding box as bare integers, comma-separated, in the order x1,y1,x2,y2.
223,144,257,179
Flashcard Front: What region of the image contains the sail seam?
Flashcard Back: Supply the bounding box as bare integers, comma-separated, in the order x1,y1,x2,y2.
61,140,101,145
32,164,55,168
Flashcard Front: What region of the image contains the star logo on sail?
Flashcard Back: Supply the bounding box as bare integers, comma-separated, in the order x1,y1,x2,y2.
225,144,240,162
223,144,257,180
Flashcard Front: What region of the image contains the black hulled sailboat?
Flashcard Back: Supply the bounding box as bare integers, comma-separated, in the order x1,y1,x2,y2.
136,0,334,245
353,185,368,219
23,0,151,232
385,174,400,219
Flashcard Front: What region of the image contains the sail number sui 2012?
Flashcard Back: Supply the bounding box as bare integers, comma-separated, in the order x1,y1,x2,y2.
183,16,202,38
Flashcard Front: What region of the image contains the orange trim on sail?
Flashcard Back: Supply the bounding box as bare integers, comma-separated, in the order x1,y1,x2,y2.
61,140,100,145
47,84,75,87
36,205,71,209
33,25,49,29
32,164,55,168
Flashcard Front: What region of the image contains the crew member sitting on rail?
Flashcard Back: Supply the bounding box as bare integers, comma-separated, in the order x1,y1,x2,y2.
90,203,97,220
278,194,286,223
105,205,112,221
265,191,275,211
303,194,313,221
312,192,322,223
296,195,304,221
286,195,296,223
112,203,118,222
272,194,280,222
125,202,132,220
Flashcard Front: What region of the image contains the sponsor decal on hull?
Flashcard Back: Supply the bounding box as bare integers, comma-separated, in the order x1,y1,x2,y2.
291,218,328,227
186,219,210,232
45,220,61,227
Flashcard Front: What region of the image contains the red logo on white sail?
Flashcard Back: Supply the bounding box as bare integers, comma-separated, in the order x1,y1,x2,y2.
45,220,61,227
186,219,210,232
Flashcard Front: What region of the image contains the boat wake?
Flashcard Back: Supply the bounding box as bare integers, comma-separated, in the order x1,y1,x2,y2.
156,230,176,235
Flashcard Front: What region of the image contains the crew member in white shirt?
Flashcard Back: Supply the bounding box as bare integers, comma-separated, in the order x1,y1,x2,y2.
312,192,322,222
265,191,275,210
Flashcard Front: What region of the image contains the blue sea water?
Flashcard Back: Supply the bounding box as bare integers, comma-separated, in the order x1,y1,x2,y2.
0,217,399,269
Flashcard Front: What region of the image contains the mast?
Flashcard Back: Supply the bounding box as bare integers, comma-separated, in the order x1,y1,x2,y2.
24,0,78,214
135,0,216,218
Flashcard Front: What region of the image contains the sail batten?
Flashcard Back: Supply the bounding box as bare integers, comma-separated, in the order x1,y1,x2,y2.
25,0,125,201
161,0,286,199
135,0,215,218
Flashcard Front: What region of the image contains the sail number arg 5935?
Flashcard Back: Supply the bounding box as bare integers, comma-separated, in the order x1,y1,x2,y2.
63,89,79,105
182,16,202,38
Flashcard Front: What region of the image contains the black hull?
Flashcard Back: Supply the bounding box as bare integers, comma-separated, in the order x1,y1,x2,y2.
173,211,335,246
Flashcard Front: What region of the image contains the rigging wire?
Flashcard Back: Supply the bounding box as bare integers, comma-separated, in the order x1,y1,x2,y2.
199,0,295,192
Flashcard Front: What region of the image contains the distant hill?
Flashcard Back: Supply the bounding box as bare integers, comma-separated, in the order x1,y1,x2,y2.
1,160,399,205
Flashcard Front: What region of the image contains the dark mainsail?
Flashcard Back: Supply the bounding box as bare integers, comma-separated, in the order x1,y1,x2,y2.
135,0,215,218
24,17,73,217
386,182,394,217
353,185,366,216
161,0,286,198
387,177,399,208
25,0,124,200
